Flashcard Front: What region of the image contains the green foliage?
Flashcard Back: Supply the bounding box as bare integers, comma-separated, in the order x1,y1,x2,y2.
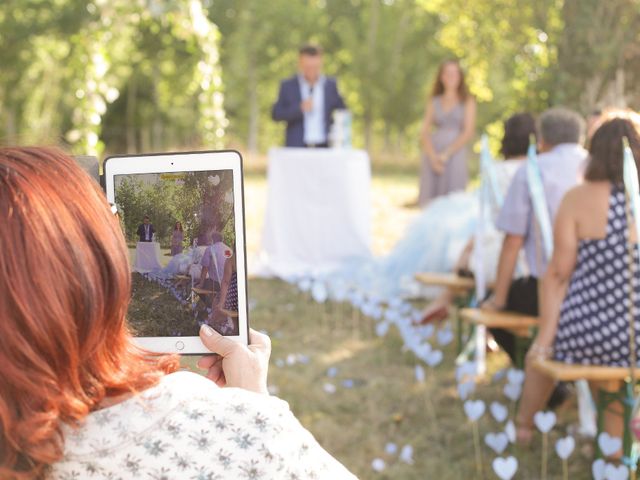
2,0,640,164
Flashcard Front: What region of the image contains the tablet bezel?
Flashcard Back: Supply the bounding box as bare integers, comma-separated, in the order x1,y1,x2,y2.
104,150,249,354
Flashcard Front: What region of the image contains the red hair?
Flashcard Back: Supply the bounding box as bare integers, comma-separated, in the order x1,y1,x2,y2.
0,147,179,479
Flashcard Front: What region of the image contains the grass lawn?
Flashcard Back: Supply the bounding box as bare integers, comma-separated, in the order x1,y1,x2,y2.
174,171,593,479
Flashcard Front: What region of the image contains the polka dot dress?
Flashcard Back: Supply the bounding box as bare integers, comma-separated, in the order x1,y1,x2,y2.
224,270,238,311
554,185,640,367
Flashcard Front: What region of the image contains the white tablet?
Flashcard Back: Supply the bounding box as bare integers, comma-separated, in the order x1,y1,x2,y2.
104,150,249,354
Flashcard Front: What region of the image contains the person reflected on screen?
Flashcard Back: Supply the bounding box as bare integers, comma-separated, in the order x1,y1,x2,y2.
272,44,346,148
136,215,155,242
171,221,184,255
0,146,357,479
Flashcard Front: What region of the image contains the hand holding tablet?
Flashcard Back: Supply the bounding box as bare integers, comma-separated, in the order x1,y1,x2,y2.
104,150,249,353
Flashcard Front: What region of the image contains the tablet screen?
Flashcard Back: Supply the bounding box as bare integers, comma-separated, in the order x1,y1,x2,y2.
114,169,240,337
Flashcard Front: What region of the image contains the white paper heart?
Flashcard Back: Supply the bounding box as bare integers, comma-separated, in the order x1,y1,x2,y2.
555,435,575,460
323,383,336,394
490,401,509,423
298,278,312,292
389,298,403,309
485,432,509,454
604,463,629,480
399,444,414,464
534,411,557,433
384,442,398,455
375,321,390,337
456,361,477,383
457,380,475,400
464,399,486,422
504,420,516,444
415,365,426,383
503,382,522,402
425,349,443,367
492,456,518,480
598,432,623,457
492,368,507,382
371,458,386,472
506,368,525,385
437,328,454,346
418,323,435,339
592,459,606,480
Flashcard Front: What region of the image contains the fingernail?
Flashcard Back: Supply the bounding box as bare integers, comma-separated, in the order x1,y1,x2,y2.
201,325,215,336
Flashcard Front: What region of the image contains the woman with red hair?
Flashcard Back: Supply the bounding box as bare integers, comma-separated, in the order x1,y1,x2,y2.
0,147,356,479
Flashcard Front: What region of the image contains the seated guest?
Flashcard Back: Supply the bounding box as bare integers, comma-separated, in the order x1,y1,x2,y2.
272,44,346,148
516,111,640,447
0,147,356,479
136,215,155,242
419,112,536,324
482,108,587,360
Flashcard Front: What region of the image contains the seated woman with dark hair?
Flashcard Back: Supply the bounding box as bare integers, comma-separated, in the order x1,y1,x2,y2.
515,110,640,448
0,147,356,479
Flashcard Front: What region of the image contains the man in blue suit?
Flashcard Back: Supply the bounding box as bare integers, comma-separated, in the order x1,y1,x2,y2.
272,45,346,148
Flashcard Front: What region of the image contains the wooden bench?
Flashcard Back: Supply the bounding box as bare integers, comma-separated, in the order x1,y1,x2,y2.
415,273,477,354
460,308,539,368
534,359,638,466
414,272,475,293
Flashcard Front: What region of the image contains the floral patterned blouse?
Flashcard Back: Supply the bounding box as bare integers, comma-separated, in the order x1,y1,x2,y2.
49,371,357,479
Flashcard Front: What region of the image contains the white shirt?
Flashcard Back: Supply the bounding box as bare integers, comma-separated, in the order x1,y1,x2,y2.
50,371,357,479
496,143,587,277
299,75,326,144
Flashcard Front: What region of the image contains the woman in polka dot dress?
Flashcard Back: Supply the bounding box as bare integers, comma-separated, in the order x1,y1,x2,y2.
515,110,640,446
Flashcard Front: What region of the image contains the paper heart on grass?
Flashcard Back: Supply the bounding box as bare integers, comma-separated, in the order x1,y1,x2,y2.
371,458,386,472
555,435,575,460
414,365,426,383
437,328,454,346
484,432,509,454
492,456,518,480
384,442,398,455
457,380,475,400
604,463,629,480
592,459,606,480
490,402,509,423
598,432,623,457
503,382,522,402
311,283,328,303
399,445,414,464
504,420,516,444
464,399,486,422
425,349,443,367
506,368,525,385
533,411,557,433
375,321,390,338
456,361,477,382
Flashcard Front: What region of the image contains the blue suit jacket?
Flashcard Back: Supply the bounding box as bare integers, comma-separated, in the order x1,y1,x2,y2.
271,75,346,147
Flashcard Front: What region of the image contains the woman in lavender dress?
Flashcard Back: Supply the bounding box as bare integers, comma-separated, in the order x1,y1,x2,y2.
418,60,476,206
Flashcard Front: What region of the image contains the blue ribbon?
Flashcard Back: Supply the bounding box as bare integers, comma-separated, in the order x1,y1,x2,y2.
623,138,640,245
480,134,504,208
526,141,554,260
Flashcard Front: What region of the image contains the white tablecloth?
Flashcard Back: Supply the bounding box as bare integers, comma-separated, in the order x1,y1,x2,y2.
134,242,163,273
258,148,372,277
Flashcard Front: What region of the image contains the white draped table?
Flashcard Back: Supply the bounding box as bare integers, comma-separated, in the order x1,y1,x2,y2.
134,242,163,273
258,148,372,277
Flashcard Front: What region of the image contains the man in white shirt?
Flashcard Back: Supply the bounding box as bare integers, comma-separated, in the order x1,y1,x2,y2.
272,45,346,148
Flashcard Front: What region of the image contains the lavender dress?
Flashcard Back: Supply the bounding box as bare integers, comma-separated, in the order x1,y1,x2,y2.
418,96,468,206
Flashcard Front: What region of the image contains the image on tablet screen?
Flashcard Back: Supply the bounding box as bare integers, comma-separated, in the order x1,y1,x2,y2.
114,170,240,337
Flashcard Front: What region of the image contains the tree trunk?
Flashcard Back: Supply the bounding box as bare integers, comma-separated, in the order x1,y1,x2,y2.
126,75,137,153
247,45,259,152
